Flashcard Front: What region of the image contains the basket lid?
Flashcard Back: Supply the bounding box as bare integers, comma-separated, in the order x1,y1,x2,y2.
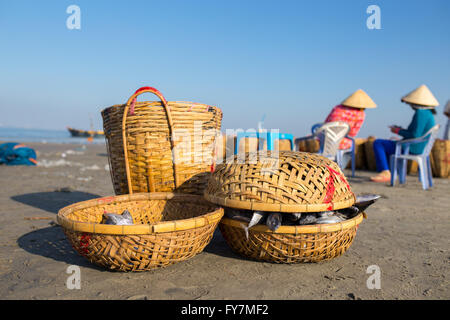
204,151,355,213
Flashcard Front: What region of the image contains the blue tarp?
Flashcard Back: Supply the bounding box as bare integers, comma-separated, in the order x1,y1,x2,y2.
0,142,37,166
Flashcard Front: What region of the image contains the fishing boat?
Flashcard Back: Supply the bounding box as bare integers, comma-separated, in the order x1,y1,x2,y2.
67,127,104,138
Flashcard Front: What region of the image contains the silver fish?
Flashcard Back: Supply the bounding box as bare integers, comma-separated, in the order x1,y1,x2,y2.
316,211,335,218
314,211,345,224
316,215,345,224
334,211,350,220
298,213,319,225
297,211,343,225
266,212,282,232
103,209,134,225
225,208,252,223
335,194,380,218
284,212,302,222
248,211,264,229
243,211,265,239
336,206,359,217
240,223,251,240
355,194,381,212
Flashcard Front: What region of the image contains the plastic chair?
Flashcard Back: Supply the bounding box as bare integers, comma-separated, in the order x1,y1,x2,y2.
310,122,356,177
389,124,440,190
295,122,351,172
235,131,295,154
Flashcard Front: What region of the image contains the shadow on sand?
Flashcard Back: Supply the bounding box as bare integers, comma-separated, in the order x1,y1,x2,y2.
346,176,372,184
14,190,104,269
11,191,101,214
17,226,103,270
203,229,253,262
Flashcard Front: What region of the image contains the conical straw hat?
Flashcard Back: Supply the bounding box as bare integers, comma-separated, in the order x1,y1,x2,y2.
401,84,439,107
341,89,377,109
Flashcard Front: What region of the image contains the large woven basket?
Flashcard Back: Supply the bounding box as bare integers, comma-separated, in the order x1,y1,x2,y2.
430,139,450,178
364,136,377,171
102,87,223,195
219,213,363,263
296,137,320,153
205,151,355,212
57,193,223,271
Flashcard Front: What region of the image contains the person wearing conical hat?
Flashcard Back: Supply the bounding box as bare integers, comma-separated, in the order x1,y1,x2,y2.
324,89,377,150
370,84,438,182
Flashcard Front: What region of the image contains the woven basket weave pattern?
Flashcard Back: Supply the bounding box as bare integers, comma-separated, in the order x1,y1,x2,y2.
430,139,450,178
205,151,355,212
57,193,223,272
102,100,222,195
63,224,217,271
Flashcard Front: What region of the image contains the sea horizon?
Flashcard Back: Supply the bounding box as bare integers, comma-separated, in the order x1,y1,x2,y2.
0,126,106,145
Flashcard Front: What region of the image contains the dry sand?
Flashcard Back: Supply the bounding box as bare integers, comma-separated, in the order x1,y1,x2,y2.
0,142,448,300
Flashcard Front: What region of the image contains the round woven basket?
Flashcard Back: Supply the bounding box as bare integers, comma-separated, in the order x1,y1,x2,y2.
57,193,223,271
102,87,223,196
205,151,355,212
219,213,363,263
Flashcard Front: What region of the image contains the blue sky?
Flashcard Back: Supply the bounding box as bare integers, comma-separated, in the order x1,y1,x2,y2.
0,0,449,139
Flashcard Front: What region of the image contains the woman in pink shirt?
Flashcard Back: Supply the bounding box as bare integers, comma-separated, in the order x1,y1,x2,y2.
296,90,376,170
324,104,366,150
324,89,377,149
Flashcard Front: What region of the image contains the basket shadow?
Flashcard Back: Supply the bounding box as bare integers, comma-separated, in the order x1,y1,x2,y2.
11,191,101,214
346,175,372,184
172,172,211,195
203,229,251,262
16,225,103,270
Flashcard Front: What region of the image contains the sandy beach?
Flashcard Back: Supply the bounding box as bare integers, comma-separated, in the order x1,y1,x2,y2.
0,142,448,300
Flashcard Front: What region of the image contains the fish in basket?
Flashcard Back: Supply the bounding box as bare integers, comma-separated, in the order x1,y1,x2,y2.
204,151,380,263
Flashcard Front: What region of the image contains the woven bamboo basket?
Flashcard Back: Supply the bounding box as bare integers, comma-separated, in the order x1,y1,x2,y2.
101,87,223,195
407,160,419,175
278,139,293,151
346,138,367,170
205,151,355,212
364,136,377,171
205,150,365,263
296,137,320,153
430,139,450,178
219,213,363,263
57,193,223,271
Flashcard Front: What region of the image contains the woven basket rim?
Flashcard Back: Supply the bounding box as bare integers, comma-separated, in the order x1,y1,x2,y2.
101,101,222,114
204,193,356,213
220,212,364,234
57,192,224,235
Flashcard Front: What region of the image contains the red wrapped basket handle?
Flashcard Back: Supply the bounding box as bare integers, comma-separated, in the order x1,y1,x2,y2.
121,86,178,194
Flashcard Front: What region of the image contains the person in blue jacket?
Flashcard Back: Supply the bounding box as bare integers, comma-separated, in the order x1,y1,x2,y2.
370,85,439,182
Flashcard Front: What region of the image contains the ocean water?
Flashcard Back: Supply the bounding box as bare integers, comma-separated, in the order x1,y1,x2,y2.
0,127,106,145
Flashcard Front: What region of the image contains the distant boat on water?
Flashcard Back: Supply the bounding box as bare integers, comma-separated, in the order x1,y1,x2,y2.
67,127,104,138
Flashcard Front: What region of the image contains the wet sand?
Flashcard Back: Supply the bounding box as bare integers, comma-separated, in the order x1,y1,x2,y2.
0,142,448,300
